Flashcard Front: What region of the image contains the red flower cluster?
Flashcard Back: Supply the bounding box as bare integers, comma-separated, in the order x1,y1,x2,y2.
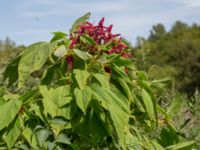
69,18,131,56
69,18,120,48
67,17,132,72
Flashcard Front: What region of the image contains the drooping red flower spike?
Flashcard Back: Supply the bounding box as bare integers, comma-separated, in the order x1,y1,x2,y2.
107,25,113,33
104,66,112,75
98,17,105,27
66,55,74,72
125,67,129,74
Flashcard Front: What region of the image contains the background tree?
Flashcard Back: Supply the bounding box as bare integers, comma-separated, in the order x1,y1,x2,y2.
0,37,25,69
135,21,200,96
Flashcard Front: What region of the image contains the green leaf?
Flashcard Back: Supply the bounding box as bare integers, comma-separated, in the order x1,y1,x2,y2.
23,124,38,148
70,12,91,34
18,42,54,88
138,80,158,124
20,90,37,104
69,144,81,150
158,128,178,146
16,144,30,150
47,141,56,150
3,56,21,87
88,110,108,137
167,97,182,116
97,40,113,51
90,84,129,148
142,89,156,121
80,34,96,46
54,45,68,58
50,118,70,136
73,49,92,60
34,126,51,147
74,86,92,113
114,77,133,101
0,99,22,130
74,69,90,89
110,84,129,103
152,140,165,150
29,103,45,122
56,133,71,145
125,131,143,150
111,57,133,66
50,32,67,43
0,97,5,105
97,39,113,51
41,63,59,85
166,141,195,150
112,65,126,77
107,54,120,62
97,53,107,64
137,71,148,81
4,117,22,149
151,77,171,89
91,83,129,116
39,86,72,118
93,73,110,89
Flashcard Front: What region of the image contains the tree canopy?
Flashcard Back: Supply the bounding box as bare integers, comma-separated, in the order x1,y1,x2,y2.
135,21,200,95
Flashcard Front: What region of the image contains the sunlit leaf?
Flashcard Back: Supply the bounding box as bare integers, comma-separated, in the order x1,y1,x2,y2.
166,141,195,150
80,34,96,46
0,98,22,130
142,89,156,121
73,49,92,60
90,83,129,148
34,126,52,147
74,86,92,113
93,73,110,89
54,45,68,58
4,117,22,149
70,12,91,34
74,69,90,89
51,32,67,43
18,42,55,88
39,86,72,118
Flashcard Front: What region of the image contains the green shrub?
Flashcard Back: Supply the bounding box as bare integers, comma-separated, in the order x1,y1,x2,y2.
0,13,195,150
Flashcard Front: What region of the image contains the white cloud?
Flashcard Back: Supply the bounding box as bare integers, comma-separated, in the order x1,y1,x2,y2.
186,0,200,7
176,0,200,8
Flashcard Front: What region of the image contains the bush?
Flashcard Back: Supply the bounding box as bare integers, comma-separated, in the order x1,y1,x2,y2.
0,13,195,149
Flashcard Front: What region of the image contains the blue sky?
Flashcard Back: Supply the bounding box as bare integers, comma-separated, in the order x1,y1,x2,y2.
0,0,200,46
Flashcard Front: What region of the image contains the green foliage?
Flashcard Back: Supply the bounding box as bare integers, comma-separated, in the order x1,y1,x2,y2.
70,12,91,34
134,21,200,149
18,42,55,88
0,97,22,130
0,37,25,71
142,89,156,121
3,56,21,87
135,21,200,95
0,14,195,149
